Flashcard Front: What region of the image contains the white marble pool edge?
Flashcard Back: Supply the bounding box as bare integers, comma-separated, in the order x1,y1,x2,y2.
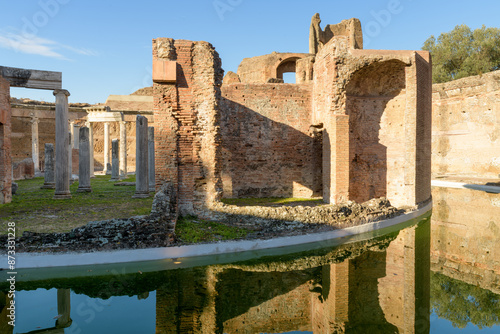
431,180,500,193
2,201,433,270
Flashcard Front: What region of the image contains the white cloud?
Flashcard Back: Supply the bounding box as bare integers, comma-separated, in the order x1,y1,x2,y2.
0,28,98,60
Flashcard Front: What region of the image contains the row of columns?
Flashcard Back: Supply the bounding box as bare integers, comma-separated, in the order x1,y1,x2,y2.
30,117,128,183
100,121,127,177
43,93,155,198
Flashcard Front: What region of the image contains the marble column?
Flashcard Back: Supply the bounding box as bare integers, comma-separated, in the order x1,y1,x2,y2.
110,139,120,181
68,131,74,182
103,122,110,174
73,124,80,149
119,120,127,179
53,89,71,199
86,121,95,178
148,127,155,192
69,120,75,146
55,289,72,329
133,116,149,198
30,113,40,174
41,143,55,189
77,127,91,192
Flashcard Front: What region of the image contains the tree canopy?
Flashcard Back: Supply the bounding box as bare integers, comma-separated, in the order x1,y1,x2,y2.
422,24,500,83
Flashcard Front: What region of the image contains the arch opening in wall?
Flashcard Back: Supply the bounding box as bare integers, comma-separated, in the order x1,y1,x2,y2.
276,57,300,83
345,59,408,205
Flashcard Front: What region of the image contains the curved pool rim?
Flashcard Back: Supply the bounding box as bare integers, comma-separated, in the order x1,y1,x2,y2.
1,201,432,281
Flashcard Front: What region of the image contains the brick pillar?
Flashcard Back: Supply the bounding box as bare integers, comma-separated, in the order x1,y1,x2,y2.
323,114,349,204
403,220,431,333
0,76,12,204
311,261,350,332
153,38,223,217
403,52,432,207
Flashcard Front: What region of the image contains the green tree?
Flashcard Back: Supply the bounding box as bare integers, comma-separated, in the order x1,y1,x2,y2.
422,24,500,83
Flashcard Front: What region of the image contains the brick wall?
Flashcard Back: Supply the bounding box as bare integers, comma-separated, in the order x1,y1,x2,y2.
431,187,500,294
313,39,432,207
346,60,407,204
153,38,223,217
432,69,500,179
220,82,321,198
0,76,12,204
415,52,433,203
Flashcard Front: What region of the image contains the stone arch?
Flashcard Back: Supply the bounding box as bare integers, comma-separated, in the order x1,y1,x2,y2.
275,57,300,82
345,59,408,204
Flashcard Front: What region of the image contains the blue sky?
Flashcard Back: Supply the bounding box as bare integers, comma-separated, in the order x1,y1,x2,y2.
1,0,499,104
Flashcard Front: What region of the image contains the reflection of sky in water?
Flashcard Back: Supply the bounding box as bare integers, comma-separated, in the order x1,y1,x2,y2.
431,314,500,333
15,288,156,333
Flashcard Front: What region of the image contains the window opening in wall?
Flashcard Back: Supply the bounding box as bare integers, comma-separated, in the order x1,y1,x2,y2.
283,72,296,83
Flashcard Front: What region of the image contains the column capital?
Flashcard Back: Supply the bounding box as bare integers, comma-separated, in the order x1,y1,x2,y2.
53,89,70,97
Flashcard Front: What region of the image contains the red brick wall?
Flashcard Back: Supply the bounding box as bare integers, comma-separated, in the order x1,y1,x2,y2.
346,60,407,204
432,69,500,179
0,77,12,204
153,38,223,217
220,83,321,198
415,53,432,204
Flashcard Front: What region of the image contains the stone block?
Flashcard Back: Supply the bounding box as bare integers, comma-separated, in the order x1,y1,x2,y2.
153,59,176,83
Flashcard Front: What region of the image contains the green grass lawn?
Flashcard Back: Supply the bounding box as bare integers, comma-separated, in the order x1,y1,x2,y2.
175,215,250,244
221,197,324,207
0,175,153,235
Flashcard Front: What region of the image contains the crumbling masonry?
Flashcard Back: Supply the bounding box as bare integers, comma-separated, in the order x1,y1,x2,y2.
152,15,432,217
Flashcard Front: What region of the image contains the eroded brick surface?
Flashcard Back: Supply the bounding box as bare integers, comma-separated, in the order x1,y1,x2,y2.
0,76,12,204
153,39,223,217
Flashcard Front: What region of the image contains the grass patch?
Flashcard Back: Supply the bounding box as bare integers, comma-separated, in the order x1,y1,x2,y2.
0,175,153,235
175,215,249,244
221,197,324,207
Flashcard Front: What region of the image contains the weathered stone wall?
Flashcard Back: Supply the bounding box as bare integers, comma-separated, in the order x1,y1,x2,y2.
432,70,500,178
431,187,500,294
312,37,432,207
312,37,351,204
104,94,153,111
153,38,223,217
0,76,12,204
236,52,310,84
10,104,87,178
220,82,321,198
346,60,407,203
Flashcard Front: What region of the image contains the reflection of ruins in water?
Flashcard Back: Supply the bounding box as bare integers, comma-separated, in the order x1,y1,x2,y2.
153,218,431,333
0,218,431,333
430,187,500,329
2,189,498,332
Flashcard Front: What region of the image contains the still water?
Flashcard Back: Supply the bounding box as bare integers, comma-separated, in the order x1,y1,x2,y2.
3,187,500,333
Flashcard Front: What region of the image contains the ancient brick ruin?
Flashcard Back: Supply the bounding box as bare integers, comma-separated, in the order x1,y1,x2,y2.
152,15,433,217
0,76,12,204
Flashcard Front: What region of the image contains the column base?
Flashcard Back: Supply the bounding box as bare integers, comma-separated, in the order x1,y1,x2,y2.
132,192,150,199
110,177,120,182
41,183,55,189
54,192,72,199
76,187,92,193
